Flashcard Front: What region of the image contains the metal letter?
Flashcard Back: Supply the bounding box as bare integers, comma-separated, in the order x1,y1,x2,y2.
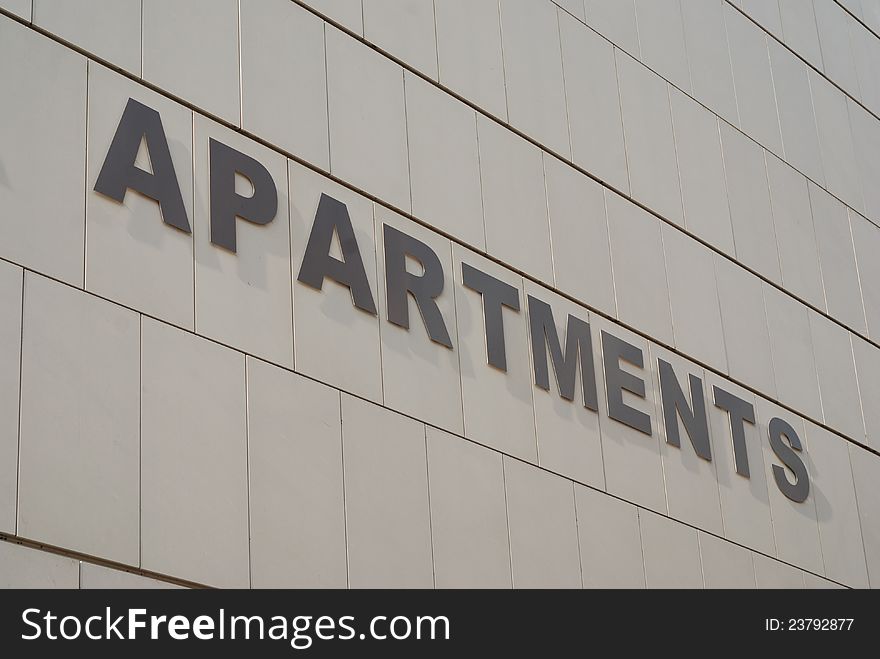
713,386,755,477
528,295,598,410
461,263,520,371
601,331,651,435
658,359,711,460
768,417,810,503
383,224,452,348
296,193,377,315
209,138,277,253
94,97,190,232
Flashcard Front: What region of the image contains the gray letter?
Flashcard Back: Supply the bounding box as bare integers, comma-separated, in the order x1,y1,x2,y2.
383,224,452,348
297,193,377,314
94,97,190,232
461,263,519,371
209,138,277,253
658,359,711,460
528,295,598,410
601,331,651,435
768,417,810,503
713,386,755,477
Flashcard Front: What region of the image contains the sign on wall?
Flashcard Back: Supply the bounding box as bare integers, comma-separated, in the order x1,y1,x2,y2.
94,97,811,504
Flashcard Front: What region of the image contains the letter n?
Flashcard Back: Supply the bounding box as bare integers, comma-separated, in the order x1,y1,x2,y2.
658,358,711,460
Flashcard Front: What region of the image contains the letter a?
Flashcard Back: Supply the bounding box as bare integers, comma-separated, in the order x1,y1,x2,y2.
94,97,190,232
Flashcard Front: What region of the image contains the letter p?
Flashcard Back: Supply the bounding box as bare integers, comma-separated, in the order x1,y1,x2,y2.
209,138,277,253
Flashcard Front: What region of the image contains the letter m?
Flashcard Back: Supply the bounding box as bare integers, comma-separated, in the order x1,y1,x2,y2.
527,295,598,410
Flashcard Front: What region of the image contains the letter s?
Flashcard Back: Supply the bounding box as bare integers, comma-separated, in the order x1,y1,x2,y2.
22,608,41,640
768,417,810,503
337,617,356,640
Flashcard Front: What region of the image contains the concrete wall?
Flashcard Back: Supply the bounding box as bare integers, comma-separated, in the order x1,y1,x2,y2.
0,0,878,588
0,540,182,588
